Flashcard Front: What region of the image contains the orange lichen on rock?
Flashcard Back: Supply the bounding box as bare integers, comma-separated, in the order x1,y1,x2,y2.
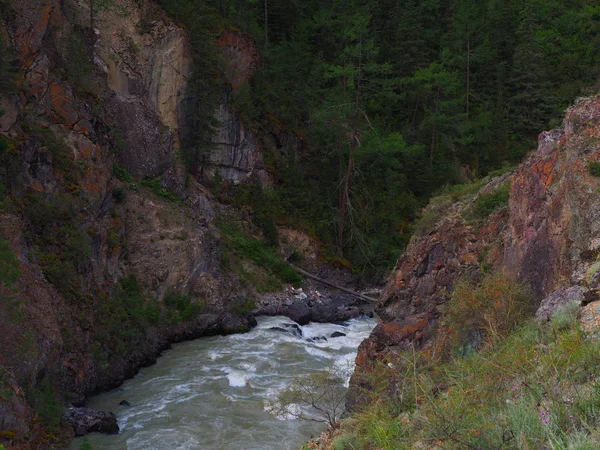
48,83,79,127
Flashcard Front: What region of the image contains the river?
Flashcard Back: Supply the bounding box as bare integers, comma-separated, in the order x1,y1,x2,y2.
77,315,376,450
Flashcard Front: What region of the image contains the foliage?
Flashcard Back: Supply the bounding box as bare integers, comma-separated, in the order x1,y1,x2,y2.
0,135,19,207
157,0,222,176
0,238,19,286
116,275,161,325
412,179,485,237
550,301,581,332
205,0,600,277
443,269,533,352
163,291,204,321
23,193,90,299
91,276,163,361
469,182,511,220
24,379,63,432
0,31,18,96
141,178,180,202
219,223,302,285
63,28,94,93
113,163,134,183
111,187,126,203
589,161,600,177
231,297,256,316
348,305,600,449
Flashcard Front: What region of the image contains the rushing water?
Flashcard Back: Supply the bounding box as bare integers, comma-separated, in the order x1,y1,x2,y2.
77,315,376,450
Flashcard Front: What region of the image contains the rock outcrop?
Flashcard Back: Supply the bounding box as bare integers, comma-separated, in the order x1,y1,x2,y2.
351,96,600,409
65,407,119,436
535,286,585,322
0,1,363,446
0,1,281,448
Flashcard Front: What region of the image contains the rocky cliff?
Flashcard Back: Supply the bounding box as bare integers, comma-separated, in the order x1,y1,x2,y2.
0,0,293,447
350,95,600,408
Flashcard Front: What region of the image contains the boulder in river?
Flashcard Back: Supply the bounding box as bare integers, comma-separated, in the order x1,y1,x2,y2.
282,323,303,337
119,400,131,407
66,407,119,436
330,331,346,338
286,302,311,325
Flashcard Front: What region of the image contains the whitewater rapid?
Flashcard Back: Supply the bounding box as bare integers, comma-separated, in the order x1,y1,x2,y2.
77,315,376,450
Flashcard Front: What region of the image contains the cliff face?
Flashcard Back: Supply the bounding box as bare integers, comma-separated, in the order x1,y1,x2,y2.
0,1,275,447
350,96,600,408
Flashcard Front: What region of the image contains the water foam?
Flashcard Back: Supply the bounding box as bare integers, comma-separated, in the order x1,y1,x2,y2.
224,368,250,387
81,315,377,450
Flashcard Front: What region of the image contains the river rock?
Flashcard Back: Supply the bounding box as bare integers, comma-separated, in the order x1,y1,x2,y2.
256,289,374,324
269,326,288,333
269,323,303,337
309,303,361,323
286,302,311,325
330,331,346,338
119,400,131,407
66,407,119,436
283,323,303,337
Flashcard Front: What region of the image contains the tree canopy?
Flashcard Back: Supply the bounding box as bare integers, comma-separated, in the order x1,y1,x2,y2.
163,0,600,277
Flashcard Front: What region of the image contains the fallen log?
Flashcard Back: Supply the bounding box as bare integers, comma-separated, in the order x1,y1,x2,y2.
289,264,379,303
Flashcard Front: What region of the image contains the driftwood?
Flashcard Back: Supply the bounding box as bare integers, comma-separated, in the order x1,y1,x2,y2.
289,264,379,303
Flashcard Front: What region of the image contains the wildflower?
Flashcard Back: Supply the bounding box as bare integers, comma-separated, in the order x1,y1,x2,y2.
539,409,550,424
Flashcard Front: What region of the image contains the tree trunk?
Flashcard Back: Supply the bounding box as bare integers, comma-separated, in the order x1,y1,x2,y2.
289,264,377,303
89,0,95,61
466,33,470,119
337,38,364,256
337,141,354,254
264,0,268,51
430,84,440,164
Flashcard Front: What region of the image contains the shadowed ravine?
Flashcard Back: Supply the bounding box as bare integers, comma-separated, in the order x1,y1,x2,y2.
76,316,376,450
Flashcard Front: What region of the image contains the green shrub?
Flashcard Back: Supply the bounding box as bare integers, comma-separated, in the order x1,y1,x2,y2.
0,33,19,96
24,127,79,186
113,163,135,182
487,163,514,178
550,302,581,332
119,275,150,322
164,291,204,321
63,28,93,93
112,187,126,203
470,182,510,219
141,178,180,202
333,433,361,450
24,380,63,432
23,193,91,299
349,312,600,449
227,230,302,284
589,161,600,177
444,269,533,352
0,238,19,286
232,298,256,316
0,182,5,210
262,217,278,248
412,180,487,237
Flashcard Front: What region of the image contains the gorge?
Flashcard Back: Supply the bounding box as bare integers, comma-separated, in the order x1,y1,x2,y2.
1,0,600,449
